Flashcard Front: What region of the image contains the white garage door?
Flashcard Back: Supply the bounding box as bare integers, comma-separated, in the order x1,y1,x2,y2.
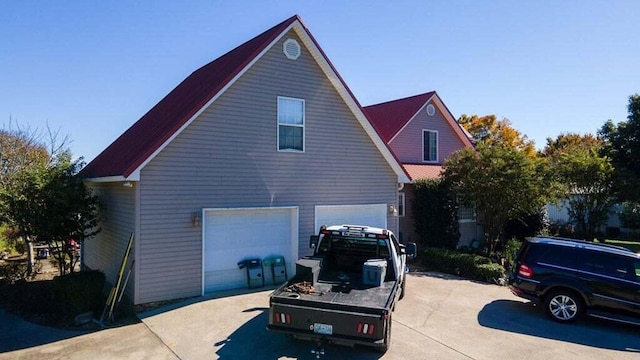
315,204,387,233
203,207,298,293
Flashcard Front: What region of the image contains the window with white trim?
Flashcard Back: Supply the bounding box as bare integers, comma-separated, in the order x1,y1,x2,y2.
398,193,405,217
278,97,305,152
423,130,438,162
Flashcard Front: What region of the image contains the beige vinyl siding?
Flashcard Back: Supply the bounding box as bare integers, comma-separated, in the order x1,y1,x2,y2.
135,30,398,304
389,101,467,164
84,182,136,301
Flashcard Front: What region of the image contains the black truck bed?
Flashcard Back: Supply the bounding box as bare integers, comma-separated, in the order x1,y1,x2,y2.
271,274,396,312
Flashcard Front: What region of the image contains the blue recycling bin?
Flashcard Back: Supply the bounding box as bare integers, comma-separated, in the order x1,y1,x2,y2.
237,258,264,289
263,255,287,285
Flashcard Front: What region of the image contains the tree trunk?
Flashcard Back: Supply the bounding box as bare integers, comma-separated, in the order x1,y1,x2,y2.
26,237,34,275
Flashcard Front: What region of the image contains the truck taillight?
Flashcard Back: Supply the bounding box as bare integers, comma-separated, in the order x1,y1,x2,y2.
518,264,533,278
357,322,375,335
274,312,291,324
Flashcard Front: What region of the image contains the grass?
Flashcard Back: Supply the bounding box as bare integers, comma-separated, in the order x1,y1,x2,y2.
0,224,20,255
605,239,640,253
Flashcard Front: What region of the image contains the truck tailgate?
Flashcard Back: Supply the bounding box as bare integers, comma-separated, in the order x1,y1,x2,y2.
268,302,387,343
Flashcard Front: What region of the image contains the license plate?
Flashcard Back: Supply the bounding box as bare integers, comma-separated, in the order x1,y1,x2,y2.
313,323,333,335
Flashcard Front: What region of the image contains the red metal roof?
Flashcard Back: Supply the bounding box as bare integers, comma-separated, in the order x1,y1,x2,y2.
81,16,300,178
402,164,443,181
363,92,435,143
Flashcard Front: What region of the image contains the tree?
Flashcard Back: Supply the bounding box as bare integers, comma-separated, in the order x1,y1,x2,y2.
0,154,101,275
412,179,460,250
599,94,640,202
0,121,72,272
619,202,640,238
443,143,550,253
0,124,50,189
543,133,613,241
458,114,536,156
542,133,602,158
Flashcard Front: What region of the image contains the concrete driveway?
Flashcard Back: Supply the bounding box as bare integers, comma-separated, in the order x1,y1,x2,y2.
2,272,640,359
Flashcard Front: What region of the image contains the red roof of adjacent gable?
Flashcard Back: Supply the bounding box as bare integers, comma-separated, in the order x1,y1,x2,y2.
81,16,300,179
363,92,435,143
402,164,443,180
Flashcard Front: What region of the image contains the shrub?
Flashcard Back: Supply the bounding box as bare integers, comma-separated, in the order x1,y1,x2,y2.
503,209,549,241
413,179,460,250
503,238,522,270
0,260,29,285
0,279,55,315
473,263,506,283
422,248,504,283
51,270,105,317
605,227,621,239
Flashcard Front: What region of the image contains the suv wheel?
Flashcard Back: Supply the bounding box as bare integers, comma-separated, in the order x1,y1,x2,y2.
545,290,582,322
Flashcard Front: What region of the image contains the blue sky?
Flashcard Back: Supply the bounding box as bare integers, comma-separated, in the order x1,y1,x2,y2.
1,1,639,162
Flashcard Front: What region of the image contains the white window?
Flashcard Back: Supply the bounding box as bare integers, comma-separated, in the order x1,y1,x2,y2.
278,97,305,152
423,130,438,162
398,193,405,217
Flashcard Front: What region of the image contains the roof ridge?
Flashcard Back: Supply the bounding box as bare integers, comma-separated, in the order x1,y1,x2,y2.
81,15,300,179
363,91,435,109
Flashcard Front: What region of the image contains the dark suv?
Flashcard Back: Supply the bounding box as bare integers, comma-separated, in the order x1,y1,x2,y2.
508,236,640,324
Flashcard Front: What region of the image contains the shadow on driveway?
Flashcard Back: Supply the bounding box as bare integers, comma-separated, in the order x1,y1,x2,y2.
212,307,384,360
0,308,88,352
477,299,640,353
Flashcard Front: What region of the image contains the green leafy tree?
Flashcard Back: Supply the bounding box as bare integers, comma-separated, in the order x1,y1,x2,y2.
412,179,460,250
619,202,640,238
0,121,69,190
0,154,101,275
599,94,640,202
443,143,550,253
544,134,613,241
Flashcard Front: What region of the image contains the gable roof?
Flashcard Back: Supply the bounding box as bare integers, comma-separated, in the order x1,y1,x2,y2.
363,92,435,143
363,92,474,147
81,16,409,182
81,16,298,180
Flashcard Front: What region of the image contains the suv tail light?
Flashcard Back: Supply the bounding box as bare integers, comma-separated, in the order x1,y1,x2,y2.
518,263,533,278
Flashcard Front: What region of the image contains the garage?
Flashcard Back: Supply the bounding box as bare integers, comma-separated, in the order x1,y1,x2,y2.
202,207,298,293
314,204,388,232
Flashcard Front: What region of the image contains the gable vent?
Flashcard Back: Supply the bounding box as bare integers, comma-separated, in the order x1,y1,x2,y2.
426,104,435,116
283,38,301,60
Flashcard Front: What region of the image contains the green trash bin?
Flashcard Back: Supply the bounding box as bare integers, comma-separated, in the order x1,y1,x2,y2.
263,255,287,285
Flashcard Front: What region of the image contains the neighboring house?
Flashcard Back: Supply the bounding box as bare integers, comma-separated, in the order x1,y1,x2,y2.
363,92,482,247
547,200,627,234
80,15,409,305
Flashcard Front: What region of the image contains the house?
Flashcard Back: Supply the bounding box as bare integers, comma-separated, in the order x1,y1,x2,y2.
363,92,481,247
80,15,409,305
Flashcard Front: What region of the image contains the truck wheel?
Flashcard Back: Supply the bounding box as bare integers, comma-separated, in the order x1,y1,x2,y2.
544,289,582,323
399,278,406,300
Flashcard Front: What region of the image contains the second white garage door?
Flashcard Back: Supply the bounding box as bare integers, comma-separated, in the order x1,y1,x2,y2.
314,204,387,233
202,207,298,293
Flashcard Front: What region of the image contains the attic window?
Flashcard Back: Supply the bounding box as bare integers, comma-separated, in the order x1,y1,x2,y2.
283,38,301,60
426,104,436,116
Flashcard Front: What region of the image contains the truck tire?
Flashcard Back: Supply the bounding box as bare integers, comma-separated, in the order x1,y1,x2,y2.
399,277,406,300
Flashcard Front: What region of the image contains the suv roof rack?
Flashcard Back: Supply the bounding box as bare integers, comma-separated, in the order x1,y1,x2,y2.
527,235,635,254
